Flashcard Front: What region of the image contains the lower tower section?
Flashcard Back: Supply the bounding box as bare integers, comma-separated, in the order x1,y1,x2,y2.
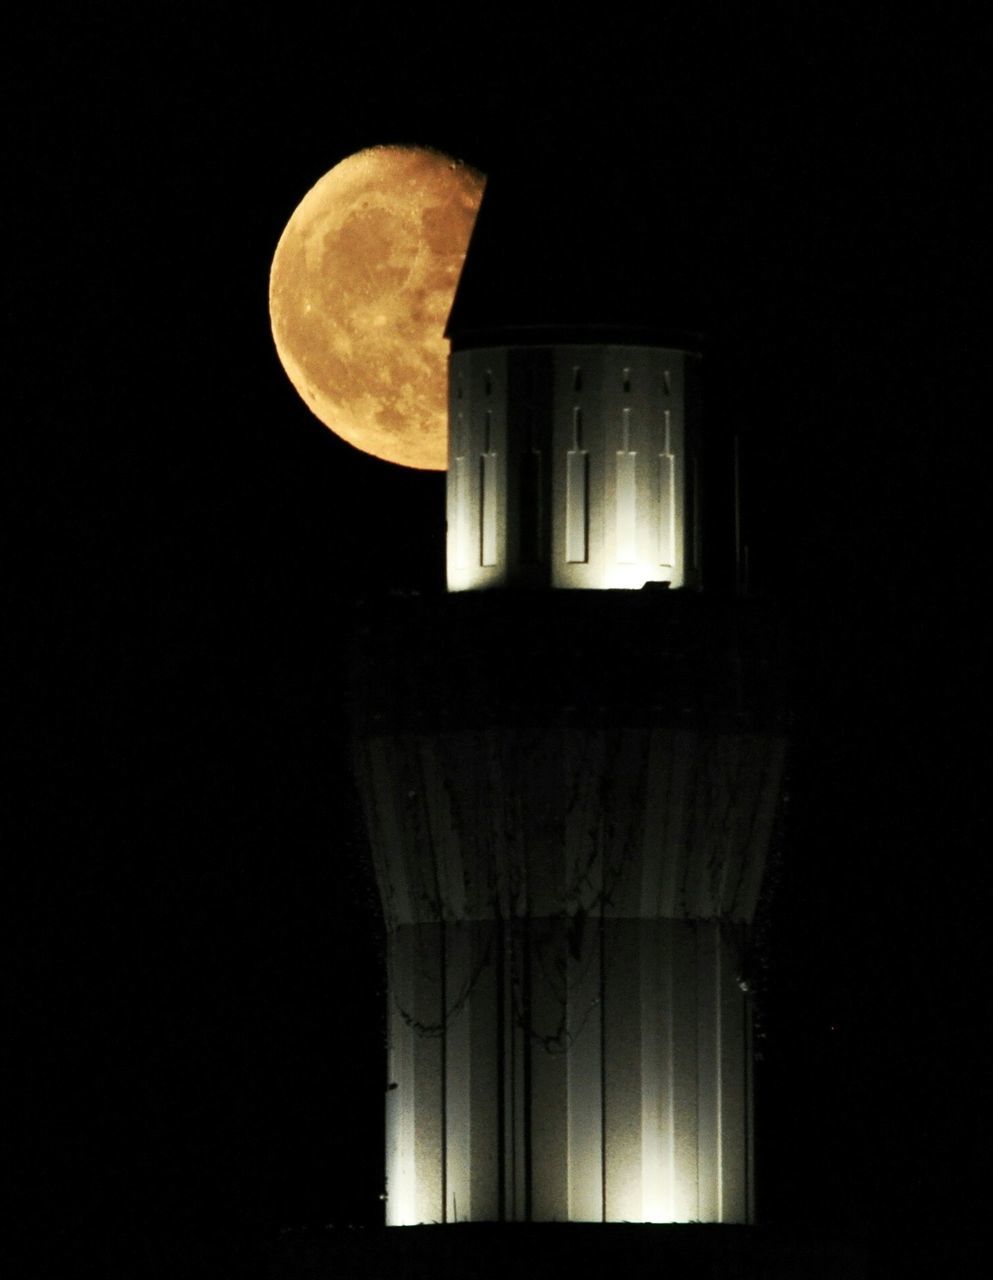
382,917,754,1225
349,592,788,1226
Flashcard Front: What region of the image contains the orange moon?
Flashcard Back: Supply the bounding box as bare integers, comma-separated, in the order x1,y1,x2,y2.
269,146,485,470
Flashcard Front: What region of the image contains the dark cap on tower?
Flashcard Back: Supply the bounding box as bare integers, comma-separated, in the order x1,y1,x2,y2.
446,152,708,351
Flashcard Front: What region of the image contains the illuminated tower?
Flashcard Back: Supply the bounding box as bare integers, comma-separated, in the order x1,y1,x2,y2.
349,177,789,1228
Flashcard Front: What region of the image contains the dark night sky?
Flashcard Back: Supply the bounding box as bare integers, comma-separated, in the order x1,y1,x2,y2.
6,5,986,1271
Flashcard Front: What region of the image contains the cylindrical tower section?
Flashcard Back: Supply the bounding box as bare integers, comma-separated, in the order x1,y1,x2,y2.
447,340,702,592
349,593,788,1226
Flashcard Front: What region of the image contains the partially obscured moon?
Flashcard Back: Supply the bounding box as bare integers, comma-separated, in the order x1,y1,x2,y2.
269,146,485,469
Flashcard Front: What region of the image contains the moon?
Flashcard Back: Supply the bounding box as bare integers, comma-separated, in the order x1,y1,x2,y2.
269,146,485,470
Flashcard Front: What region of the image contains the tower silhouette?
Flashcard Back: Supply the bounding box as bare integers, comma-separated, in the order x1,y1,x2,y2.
349,172,790,1229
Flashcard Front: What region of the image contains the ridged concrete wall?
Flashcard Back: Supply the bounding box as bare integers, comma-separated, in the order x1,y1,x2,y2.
382,917,753,1225
353,718,785,1224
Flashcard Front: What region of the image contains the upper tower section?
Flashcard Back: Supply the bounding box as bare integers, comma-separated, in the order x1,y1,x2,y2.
447,336,701,591
444,162,712,594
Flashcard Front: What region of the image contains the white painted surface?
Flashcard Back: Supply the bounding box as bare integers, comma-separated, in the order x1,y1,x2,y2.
446,345,700,592
381,918,757,1224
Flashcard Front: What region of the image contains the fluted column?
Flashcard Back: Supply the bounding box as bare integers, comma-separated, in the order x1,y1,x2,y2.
349,591,788,1227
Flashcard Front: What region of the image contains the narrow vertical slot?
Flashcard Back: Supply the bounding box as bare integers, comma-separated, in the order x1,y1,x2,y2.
453,456,468,568
522,921,533,1222
566,406,588,564
599,910,607,1223
496,918,506,1222
480,407,498,567
616,406,637,563
658,409,674,568
453,411,468,569
440,921,448,1222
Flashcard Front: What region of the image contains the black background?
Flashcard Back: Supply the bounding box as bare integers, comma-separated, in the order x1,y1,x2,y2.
7,4,986,1271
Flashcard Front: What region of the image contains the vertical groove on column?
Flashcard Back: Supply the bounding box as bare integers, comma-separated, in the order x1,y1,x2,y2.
522,920,533,1222
440,921,448,1222
599,907,607,1223
715,922,724,1222
496,916,506,1222
665,922,677,1219
566,908,602,1221
695,922,719,1222
745,980,755,1224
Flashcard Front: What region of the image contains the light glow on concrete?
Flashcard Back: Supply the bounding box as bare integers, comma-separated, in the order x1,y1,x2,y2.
355,719,786,1225
378,918,757,1224
446,345,700,592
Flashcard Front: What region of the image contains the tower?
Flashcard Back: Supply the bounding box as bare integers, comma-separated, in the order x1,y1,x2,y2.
349,176,789,1228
